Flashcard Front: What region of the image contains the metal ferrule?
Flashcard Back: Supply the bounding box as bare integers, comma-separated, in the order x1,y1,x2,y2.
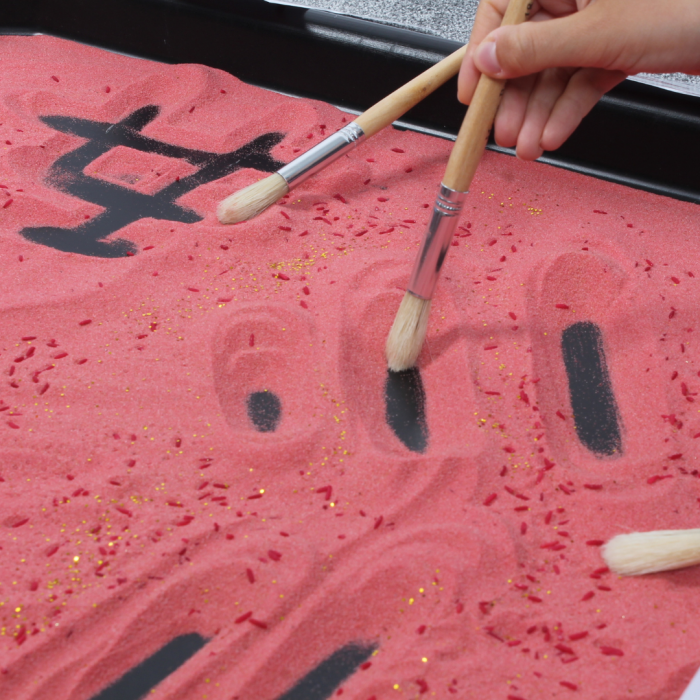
277,121,366,187
407,183,468,300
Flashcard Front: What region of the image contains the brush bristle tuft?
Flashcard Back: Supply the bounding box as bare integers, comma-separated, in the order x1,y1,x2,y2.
385,292,431,372
602,529,700,576
217,173,288,224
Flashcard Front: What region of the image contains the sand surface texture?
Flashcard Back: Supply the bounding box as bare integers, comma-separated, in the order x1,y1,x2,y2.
1,35,700,700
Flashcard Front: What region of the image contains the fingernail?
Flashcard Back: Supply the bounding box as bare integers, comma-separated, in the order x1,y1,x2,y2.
476,40,502,76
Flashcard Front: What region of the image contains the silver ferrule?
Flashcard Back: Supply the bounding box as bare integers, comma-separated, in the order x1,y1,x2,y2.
277,122,366,187
407,183,468,300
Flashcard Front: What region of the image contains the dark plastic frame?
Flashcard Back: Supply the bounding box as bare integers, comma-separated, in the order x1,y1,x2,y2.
4,0,700,204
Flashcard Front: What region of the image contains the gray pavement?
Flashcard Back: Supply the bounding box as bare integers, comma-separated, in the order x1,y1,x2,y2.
268,0,700,96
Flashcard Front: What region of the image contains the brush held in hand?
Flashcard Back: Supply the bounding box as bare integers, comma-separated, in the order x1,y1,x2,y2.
603,529,700,576
217,45,467,225
385,0,533,372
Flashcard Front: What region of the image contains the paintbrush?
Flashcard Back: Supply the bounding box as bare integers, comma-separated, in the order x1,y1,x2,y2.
602,529,700,576
385,0,532,372
217,44,468,224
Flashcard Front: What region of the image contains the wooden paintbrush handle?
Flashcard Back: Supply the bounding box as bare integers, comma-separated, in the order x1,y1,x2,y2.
354,44,467,138
443,0,533,192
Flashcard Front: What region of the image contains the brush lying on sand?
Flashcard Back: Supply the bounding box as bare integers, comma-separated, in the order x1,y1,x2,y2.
385,0,532,372
602,529,700,576
217,44,468,224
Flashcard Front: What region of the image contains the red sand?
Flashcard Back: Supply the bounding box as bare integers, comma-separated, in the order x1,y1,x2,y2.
1,35,700,700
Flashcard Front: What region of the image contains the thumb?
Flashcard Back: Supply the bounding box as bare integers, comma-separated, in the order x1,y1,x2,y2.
474,11,611,80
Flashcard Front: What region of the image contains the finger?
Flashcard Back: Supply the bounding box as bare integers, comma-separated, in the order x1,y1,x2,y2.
459,0,543,105
541,67,626,151
473,8,612,80
492,74,537,148
516,67,575,160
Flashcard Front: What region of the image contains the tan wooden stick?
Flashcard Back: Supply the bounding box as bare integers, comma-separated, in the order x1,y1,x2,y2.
354,44,467,137
443,0,532,192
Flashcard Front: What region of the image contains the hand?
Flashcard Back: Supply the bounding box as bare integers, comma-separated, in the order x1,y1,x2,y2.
458,0,700,160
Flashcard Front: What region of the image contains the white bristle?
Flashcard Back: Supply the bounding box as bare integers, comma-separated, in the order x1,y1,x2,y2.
385,292,431,372
217,173,288,224
602,529,700,576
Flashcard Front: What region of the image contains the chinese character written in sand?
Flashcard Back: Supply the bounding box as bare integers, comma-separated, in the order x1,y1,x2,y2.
21,105,284,258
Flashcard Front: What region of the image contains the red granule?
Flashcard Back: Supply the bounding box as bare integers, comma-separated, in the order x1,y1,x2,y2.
672,277,681,284
235,611,253,624
7,422,20,429
300,301,308,309
417,625,427,634
3,199,13,209
333,193,346,203
556,644,575,654
175,516,194,526
528,595,542,603
559,484,572,495
249,619,268,629
246,568,255,583
78,319,92,326
569,631,588,641
669,453,683,460
46,545,59,557
360,662,372,670
586,540,604,546
584,483,602,490
581,591,595,601
276,273,290,281
485,345,498,350
391,148,405,153
116,507,132,517
279,226,291,231
593,210,607,214
556,410,567,420
51,75,59,82
316,485,332,500
560,681,578,690
377,197,388,202
484,493,497,506
249,334,255,347
268,550,282,561
374,515,384,529
485,626,504,642
600,646,623,656
187,287,199,292
647,475,673,484
105,86,111,93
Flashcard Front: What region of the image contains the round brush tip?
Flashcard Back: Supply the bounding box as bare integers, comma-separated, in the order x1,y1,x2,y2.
217,173,288,224
385,292,431,372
